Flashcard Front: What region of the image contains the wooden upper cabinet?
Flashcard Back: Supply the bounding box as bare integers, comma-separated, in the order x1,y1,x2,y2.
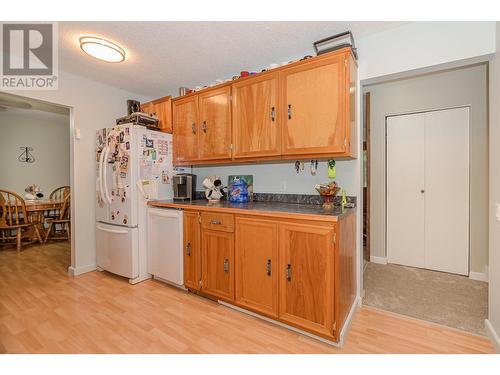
232,73,281,158
152,96,173,133
201,229,235,301
235,217,278,318
183,211,201,290
172,96,199,163
198,86,232,161
281,53,347,156
278,222,335,337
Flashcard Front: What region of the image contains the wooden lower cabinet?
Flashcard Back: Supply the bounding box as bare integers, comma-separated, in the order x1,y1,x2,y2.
201,229,235,301
181,208,356,342
235,217,278,317
278,223,335,338
183,211,201,290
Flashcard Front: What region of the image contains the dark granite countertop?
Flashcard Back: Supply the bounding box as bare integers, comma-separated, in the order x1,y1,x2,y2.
148,199,354,221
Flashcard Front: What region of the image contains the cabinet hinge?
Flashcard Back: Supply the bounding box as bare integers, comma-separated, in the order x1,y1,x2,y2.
344,137,347,147
332,233,336,245
333,320,337,332
230,143,233,150
344,58,347,68
199,279,203,287
198,213,201,224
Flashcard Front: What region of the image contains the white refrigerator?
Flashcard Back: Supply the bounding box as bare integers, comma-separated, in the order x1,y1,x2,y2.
95,123,174,284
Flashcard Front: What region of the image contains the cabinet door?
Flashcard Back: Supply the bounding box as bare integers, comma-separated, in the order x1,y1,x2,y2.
201,230,234,301
281,54,346,156
232,73,280,158
183,211,201,290
235,217,278,317
172,96,198,163
198,86,232,160
153,97,173,133
279,223,335,337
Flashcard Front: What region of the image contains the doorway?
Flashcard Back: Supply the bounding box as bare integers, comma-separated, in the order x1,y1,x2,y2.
361,63,489,336
0,92,72,271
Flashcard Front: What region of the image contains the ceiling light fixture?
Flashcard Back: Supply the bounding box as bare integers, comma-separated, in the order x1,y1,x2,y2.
79,36,126,63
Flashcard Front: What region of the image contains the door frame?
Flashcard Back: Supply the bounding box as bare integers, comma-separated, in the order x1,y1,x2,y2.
384,105,471,274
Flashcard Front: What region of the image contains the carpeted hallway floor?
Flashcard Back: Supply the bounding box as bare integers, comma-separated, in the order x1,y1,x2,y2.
363,262,488,335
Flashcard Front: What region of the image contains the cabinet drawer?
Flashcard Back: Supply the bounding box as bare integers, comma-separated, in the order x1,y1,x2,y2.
201,212,234,232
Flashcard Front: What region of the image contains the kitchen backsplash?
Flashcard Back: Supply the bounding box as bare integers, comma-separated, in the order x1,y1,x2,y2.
192,159,357,196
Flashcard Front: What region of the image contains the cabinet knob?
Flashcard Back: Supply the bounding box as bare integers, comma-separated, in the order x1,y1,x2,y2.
286,263,292,281
223,258,229,273
287,104,292,120
210,220,221,225
186,241,191,256
202,121,207,133
271,106,276,122
191,123,196,134
420,189,425,194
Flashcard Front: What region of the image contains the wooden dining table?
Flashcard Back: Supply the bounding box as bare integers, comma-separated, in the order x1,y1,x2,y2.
24,199,64,238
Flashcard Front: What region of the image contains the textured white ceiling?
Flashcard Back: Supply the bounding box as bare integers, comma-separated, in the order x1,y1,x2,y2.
59,22,407,99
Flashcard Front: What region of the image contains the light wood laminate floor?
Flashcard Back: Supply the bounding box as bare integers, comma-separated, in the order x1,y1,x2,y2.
0,243,495,354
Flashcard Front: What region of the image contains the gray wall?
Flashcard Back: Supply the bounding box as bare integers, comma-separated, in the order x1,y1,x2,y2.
365,64,488,274
488,22,500,350
0,109,70,197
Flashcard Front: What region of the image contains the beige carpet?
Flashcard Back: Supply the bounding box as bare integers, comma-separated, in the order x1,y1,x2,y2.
363,262,488,336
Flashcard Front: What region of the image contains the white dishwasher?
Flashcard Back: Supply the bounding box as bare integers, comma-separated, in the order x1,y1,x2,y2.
147,207,184,286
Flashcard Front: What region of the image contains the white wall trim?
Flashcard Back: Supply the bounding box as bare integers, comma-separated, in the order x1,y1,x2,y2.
339,296,361,347
370,256,388,265
485,319,500,352
469,271,489,282
67,263,97,276
218,301,340,347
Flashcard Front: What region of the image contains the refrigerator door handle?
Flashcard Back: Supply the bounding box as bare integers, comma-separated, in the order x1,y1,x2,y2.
102,146,113,204
98,146,107,204
96,225,129,235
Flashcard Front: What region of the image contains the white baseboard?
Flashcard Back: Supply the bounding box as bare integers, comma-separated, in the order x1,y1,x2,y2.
370,256,388,265
339,296,361,347
469,271,488,282
67,263,97,276
485,319,500,353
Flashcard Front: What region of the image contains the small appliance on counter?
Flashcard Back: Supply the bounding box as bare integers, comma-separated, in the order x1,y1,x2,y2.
173,173,196,200
202,176,226,201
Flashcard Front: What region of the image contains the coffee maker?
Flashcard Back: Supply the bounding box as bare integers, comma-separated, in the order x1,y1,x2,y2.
173,173,196,200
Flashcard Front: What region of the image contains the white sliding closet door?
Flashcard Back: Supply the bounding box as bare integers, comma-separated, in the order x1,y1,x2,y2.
387,113,426,269
424,107,469,275
386,107,469,276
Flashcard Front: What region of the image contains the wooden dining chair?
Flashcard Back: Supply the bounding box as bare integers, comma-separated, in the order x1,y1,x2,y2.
0,189,43,252
44,192,71,243
46,186,70,219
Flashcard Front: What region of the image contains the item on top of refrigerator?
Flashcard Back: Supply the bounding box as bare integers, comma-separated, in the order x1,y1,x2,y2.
202,176,226,201
116,112,159,129
228,175,253,203
126,99,141,115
